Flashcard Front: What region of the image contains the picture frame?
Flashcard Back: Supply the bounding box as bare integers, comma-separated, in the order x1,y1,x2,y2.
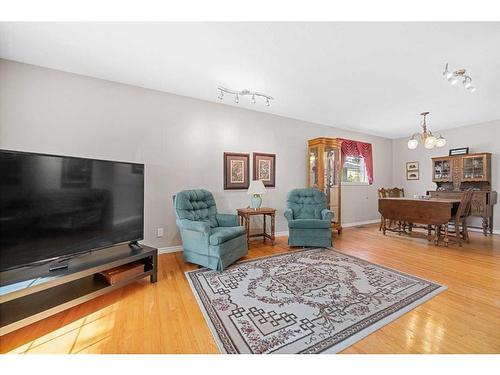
449,147,469,156
223,152,250,190
253,152,276,187
406,161,419,171
406,170,419,180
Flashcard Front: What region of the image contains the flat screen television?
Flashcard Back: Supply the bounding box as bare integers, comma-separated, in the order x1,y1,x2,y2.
0,150,144,272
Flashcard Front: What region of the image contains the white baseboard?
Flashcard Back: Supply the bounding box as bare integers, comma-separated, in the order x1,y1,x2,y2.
158,245,183,254
343,219,380,228
467,227,500,235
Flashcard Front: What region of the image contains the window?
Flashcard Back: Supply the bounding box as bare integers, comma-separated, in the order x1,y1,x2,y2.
342,156,369,184
339,138,373,185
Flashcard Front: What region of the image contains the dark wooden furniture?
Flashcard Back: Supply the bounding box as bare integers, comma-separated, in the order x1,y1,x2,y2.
378,188,405,230
429,152,496,235
237,207,276,245
428,190,497,235
378,197,461,246
444,189,474,247
0,243,158,335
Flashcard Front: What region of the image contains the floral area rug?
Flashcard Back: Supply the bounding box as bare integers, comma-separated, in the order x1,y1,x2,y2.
186,248,446,353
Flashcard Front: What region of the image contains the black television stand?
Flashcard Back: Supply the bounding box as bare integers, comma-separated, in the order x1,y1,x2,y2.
0,243,158,336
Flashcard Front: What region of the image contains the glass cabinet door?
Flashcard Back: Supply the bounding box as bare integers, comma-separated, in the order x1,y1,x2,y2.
433,159,451,181
462,156,485,180
433,160,442,180
309,146,319,188
324,146,340,225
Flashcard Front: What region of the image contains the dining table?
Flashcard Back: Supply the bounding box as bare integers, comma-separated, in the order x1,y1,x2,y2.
378,197,462,246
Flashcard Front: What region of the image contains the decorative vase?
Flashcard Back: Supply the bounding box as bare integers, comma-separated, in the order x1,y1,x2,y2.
250,194,262,209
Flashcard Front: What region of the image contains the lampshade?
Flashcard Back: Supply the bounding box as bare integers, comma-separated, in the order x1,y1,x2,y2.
407,138,418,150
248,180,266,195
424,135,436,149
436,136,447,148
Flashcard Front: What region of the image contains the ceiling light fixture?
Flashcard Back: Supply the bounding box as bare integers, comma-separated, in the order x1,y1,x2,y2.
407,112,446,150
217,86,274,107
443,63,477,93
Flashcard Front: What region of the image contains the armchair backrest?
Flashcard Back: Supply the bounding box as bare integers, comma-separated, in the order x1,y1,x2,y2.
173,189,218,227
286,188,327,219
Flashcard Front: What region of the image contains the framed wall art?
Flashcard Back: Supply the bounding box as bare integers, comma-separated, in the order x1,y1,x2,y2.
406,161,419,171
407,170,419,180
449,147,469,156
223,152,250,190
253,152,276,187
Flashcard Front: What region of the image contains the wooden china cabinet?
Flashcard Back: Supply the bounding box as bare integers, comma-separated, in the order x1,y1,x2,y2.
307,137,342,234
428,152,497,235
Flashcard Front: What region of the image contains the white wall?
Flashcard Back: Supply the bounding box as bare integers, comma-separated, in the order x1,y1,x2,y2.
0,59,394,248
392,120,500,232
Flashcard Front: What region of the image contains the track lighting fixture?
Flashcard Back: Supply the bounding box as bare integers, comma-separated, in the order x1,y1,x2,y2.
217,86,274,107
443,63,477,93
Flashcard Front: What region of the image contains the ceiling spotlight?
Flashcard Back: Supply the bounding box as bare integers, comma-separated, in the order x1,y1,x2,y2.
443,63,476,93
217,86,274,107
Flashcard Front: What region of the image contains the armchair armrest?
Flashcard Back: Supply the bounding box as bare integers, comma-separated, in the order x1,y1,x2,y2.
284,208,294,222
216,213,239,227
321,209,334,222
176,219,210,234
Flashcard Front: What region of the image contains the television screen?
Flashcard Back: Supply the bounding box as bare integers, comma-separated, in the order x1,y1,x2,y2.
0,150,144,272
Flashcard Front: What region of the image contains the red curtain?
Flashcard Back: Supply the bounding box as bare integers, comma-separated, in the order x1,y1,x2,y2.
339,138,374,184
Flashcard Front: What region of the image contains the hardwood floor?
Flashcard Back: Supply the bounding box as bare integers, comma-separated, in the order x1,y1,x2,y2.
1,224,499,354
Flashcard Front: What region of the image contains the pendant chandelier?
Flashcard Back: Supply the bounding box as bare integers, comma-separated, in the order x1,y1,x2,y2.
407,112,446,150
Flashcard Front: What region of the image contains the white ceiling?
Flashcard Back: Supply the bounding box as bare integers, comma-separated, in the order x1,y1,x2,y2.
1,22,499,138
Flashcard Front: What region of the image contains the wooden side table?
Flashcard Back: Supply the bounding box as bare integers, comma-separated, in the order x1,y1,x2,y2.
237,207,276,245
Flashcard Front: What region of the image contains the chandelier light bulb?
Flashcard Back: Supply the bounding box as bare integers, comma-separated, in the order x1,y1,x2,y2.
424,135,437,149
251,95,256,104
407,138,419,150
218,90,223,100
463,80,472,89
234,94,239,104
266,98,270,106
449,77,459,85
436,136,447,148
469,86,477,93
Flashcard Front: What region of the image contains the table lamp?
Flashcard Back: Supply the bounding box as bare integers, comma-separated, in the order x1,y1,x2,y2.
247,180,266,209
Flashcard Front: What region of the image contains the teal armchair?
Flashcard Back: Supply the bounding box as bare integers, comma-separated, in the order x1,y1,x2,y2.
285,188,333,247
173,189,248,271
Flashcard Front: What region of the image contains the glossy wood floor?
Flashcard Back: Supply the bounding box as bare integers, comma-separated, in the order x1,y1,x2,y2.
1,224,499,354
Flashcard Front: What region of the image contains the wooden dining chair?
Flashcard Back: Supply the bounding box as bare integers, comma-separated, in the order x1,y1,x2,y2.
378,188,389,231
388,187,405,198
446,189,474,247
386,188,406,232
